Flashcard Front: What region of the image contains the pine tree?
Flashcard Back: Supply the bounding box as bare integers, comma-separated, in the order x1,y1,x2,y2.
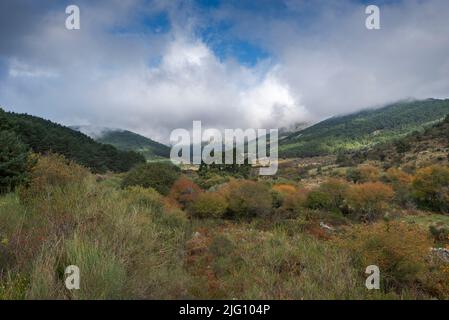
0,130,30,193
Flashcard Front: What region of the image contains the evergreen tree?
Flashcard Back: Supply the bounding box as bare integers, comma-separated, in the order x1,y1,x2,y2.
0,130,30,193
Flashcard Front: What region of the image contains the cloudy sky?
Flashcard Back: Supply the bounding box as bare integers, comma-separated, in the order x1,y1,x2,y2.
1,0,448,142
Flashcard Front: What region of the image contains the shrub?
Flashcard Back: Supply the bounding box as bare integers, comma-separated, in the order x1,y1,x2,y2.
412,165,449,213
196,173,229,190
386,167,413,185
0,130,30,194
168,176,202,209
275,188,309,219
346,182,394,221
386,168,413,206
429,224,449,244
394,140,411,153
306,178,349,212
272,184,298,195
347,164,380,183
305,190,333,210
341,222,434,294
121,162,181,195
18,154,89,204
227,180,273,219
121,186,164,215
189,192,228,219
271,184,298,208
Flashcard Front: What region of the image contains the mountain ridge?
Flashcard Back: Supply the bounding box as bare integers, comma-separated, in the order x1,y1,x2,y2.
70,125,170,160
0,108,146,173
279,98,449,158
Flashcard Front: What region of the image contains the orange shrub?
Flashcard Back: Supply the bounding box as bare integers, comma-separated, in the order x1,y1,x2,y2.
347,182,394,221
276,188,309,219
272,184,297,195
386,167,413,185
271,183,299,209
347,164,380,183
341,222,433,292
168,176,202,209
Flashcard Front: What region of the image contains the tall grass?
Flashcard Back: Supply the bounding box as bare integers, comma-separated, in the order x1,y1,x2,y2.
1,155,447,299
0,155,191,299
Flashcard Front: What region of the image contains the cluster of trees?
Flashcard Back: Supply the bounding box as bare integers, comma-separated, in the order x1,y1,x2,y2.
0,108,145,178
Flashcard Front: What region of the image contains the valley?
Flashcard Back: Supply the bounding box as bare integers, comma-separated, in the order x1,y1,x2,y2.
1,99,449,300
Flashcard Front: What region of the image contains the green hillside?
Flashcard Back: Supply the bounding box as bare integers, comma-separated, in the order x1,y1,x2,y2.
279,99,449,158
96,129,170,160
0,108,145,173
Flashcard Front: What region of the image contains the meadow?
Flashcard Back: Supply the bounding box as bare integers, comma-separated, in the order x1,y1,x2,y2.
0,153,448,299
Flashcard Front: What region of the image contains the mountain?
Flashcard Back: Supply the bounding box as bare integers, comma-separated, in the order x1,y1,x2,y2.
71,126,170,160
0,108,145,173
279,99,449,158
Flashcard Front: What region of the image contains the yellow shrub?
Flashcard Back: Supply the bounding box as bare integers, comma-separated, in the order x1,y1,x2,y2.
412,165,449,212
189,192,228,219
19,154,89,204
347,182,394,221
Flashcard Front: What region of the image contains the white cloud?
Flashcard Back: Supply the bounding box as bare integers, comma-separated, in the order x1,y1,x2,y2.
1,0,448,143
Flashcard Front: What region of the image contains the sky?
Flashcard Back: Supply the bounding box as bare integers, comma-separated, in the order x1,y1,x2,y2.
0,0,448,143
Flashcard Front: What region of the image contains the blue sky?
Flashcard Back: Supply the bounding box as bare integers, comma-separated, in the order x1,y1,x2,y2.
0,0,448,142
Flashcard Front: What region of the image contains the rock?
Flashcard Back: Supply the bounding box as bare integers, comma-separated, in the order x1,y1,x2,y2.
430,247,449,263
320,222,335,232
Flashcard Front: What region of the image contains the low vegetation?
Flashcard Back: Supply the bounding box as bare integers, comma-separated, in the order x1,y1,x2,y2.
1,106,449,300
1,151,448,300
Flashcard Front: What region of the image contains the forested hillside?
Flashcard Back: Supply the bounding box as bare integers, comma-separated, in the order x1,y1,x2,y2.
343,112,449,168
90,128,169,160
280,99,449,158
0,108,145,173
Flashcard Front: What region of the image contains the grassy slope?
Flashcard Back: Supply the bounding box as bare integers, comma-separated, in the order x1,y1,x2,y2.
280,99,449,158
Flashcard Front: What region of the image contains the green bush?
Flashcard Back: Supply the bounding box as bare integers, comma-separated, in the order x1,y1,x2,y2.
121,162,181,195
189,192,227,219
121,186,164,215
305,190,333,210
305,179,349,212
429,224,449,243
227,180,273,219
